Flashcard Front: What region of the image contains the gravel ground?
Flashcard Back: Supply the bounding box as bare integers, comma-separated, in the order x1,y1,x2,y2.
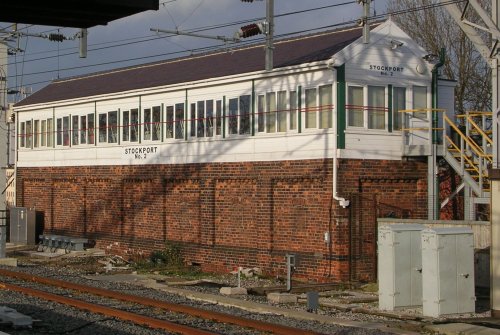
0,249,488,334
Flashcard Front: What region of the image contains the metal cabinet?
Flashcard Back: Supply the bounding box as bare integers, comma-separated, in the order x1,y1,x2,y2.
9,207,36,245
378,224,424,310
421,227,475,317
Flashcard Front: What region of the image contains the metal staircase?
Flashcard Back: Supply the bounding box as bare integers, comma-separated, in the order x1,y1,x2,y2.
401,109,492,219
442,112,492,198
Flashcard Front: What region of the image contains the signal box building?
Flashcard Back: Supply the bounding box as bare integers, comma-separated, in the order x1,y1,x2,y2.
13,20,455,282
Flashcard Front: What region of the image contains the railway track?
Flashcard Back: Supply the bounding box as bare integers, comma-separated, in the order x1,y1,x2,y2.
0,268,325,335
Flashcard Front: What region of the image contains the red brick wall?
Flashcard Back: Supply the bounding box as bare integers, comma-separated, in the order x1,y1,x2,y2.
17,158,427,282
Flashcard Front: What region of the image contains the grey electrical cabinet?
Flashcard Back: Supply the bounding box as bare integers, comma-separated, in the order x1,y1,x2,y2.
421,227,475,317
9,207,36,245
378,224,424,310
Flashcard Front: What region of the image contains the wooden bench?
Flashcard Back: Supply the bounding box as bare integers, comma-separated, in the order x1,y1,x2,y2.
38,234,88,253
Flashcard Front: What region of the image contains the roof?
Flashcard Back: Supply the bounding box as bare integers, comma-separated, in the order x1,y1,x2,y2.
1,0,159,29
16,25,364,107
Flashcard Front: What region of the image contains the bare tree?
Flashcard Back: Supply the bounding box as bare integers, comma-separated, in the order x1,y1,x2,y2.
387,0,491,113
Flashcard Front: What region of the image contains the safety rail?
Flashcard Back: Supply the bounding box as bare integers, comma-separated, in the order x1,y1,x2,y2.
400,109,492,198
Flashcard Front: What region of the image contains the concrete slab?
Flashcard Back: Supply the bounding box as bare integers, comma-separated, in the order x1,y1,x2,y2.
267,292,298,304
29,252,63,259
0,258,17,267
220,287,247,295
425,323,500,335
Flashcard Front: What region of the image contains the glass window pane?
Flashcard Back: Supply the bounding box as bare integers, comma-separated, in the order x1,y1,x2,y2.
257,95,265,132
34,120,40,148
47,118,53,147
206,100,214,137
413,86,428,119
305,88,317,129
228,98,238,135
319,85,333,129
72,115,79,145
63,116,70,146
87,113,95,145
130,109,138,142
108,111,117,143
26,121,32,148
144,108,151,140
122,111,129,141
152,106,161,141
216,100,222,136
80,115,87,144
99,113,107,143
239,95,251,135
56,119,62,145
348,86,364,127
190,103,196,137
266,92,276,133
20,122,25,147
393,87,406,130
277,91,287,132
290,91,297,130
41,120,46,147
368,86,385,130
175,103,184,139
166,106,174,139
197,101,205,137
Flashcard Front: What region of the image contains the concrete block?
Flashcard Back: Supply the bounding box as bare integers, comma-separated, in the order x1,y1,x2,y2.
267,292,298,304
0,306,33,327
219,287,247,295
0,258,17,267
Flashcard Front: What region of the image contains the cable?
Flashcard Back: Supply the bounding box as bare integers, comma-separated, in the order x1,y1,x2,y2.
6,0,467,90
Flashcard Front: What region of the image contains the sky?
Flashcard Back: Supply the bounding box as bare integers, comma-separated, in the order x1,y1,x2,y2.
1,0,389,103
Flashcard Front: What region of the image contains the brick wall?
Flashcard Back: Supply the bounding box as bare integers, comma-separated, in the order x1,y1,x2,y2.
17,158,427,282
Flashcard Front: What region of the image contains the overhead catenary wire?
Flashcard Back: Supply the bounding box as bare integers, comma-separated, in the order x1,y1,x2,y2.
4,0,466,91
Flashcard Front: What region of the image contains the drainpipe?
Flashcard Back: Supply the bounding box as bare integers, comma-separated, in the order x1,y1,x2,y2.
333,83,349,208
430,48,445,219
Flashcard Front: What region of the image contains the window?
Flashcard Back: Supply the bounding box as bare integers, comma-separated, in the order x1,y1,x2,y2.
47,118,53,147
239,95,251,135
56,118,62,145
305,88,317,129
122,111,129,141
413,86,428,119
368,86,385,130
215,100,222,136
63,116,70,146
290,91,297,130
87,113,95,145
257,94,265,133
166,106,174,139
41,120,47,147
99,113,107,143
144,108,152,140
266,92,276,132
20,122,25,148
228,98,238,135
108,111,118,143
80,115,87,144
130,109,138,142
152,106,161,141
206,100,214,137
319,85,333,129
347,86,364,127
197,101,205,137
72,115,79,145
175,103,185,139
393,87,406,130
26,120,32,148
277,91,287,132
34,120,40,148
190,103,196,137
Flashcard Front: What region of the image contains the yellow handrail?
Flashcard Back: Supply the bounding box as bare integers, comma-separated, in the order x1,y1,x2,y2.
466,115,493,146
445,135,481,175
443,115,492,162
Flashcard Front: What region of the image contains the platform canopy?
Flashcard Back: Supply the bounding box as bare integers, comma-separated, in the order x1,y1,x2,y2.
0,0,159,28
